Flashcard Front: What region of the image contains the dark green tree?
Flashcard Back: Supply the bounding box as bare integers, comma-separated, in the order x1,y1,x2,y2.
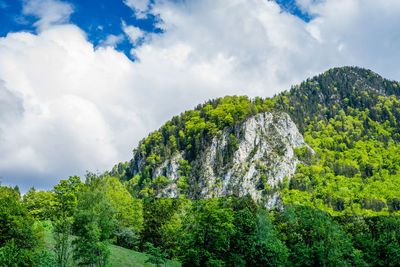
72,185,116,266
144,242,168,267
179,198,235,266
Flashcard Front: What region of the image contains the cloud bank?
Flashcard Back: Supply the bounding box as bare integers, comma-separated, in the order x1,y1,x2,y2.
0,0,400,191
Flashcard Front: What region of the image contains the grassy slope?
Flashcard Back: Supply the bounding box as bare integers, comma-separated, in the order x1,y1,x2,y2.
43,230,181,267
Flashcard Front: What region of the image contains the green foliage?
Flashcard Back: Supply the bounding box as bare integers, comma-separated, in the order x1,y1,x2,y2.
273,206,365,266
248,210,289,266
53,176,83,218
0,240,31,267
0,185,39,266
228,207,256,265
0,188,38,250
23,188,56,221
141,198,187,258
179,198,235,266
177,160,190,195
7,66,400,266
336,215,400,266
114,227,139,250
53,217,72,267
72,181,117,266
274,67,400,216
144,242,168,267
52,176,83,267
33,249,57,267
103,176,143,233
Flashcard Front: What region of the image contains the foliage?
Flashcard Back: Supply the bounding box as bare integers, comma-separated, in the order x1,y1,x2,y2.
115,67,400,216
53,176,83,218
52,176,83,267
273,67,400,215
0,185,39,266
179,198,235,266
144,242,168,267
141,198,187,258
273,205,366,266
114,227,139,250
6,66,400,266
103,176,143,232
23,188,56,221
248,209,289,266
53,217,72,267
72,179,117,266
33,249,57,267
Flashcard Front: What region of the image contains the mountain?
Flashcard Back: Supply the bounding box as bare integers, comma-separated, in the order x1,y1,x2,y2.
110,66,400,215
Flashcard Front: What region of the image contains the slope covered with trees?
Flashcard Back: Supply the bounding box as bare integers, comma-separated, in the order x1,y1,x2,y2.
274,67,400,215
2,66,400,266
112,66,400,216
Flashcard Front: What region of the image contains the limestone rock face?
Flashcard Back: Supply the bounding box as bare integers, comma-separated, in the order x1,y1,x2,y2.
132,111,311,206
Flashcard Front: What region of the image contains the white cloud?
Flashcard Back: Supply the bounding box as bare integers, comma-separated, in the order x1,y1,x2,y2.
1,0,400,191
100,34,124,48
122,21,144,46
123,0,150,18
22,0,73,30
0,26,147,191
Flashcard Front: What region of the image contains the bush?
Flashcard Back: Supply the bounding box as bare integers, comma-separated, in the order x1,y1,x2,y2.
115,227,139,250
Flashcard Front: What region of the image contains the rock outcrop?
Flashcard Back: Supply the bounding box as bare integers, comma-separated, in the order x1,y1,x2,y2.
131,111,312,206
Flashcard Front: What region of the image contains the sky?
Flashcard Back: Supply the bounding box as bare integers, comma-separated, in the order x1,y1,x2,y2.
0,0,400,192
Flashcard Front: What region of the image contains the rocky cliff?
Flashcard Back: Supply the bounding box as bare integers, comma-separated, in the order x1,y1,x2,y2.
130,111,312,206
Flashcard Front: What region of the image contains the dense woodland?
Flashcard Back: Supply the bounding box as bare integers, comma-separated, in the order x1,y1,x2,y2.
2,67,400,266
2,178,400,266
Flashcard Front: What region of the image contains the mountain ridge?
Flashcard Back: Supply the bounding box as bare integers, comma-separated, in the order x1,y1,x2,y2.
109,66,400,215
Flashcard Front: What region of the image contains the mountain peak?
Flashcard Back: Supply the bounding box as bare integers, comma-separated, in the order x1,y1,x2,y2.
109,66,400,215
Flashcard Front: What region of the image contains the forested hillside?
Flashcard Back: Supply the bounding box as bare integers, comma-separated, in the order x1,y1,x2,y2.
2,66,400,266
111,66,400,216
274,67,400,215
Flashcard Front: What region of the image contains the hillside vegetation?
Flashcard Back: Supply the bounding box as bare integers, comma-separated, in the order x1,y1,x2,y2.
2,67,400,267
112,66,400,216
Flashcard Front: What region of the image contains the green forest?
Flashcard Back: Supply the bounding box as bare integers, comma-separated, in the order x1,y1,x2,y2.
2,67,400,266
2,178,400,266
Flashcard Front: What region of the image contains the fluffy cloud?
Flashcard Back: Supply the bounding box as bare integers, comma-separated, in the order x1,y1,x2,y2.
303,0,400,80
100,34,125,48
123,0,150,18
0,26,146,191
122,21,144,46
1,0,400,191
22,0,74,30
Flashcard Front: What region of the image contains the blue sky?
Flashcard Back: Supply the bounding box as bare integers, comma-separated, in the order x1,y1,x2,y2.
0,0,163,60
0,0,400,192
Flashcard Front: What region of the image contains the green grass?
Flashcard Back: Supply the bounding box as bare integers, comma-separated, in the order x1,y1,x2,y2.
43,229,181,267
109,244,181,267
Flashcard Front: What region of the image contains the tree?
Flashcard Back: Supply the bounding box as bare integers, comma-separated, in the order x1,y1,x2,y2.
0,186,38,266
73,185,116,266
248,210,289,266
141,198,186,257
228,207,256,265
103,176,143,232
23,188,56,221
114,227,139,250
179,198,235,266
273,206,365,266
144,242,168,267
53,176,83,267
